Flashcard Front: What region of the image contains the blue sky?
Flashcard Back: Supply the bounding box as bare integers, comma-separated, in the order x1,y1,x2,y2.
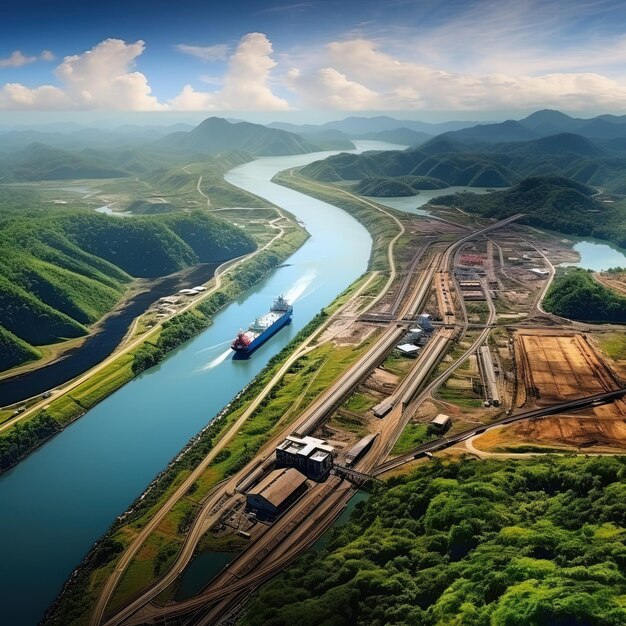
2,0,626,120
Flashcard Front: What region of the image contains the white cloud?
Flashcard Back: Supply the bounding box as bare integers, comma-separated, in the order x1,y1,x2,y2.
285,37,626,111
0,50,56,68
286,67,381,110
169,33,290,111
0,39,163,110
175,44,229,62
0,83,69,108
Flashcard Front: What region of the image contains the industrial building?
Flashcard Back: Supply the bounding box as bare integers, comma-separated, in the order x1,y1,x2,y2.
276,435,334,480
463,290,486,301
459,280,481,290
344,434,378,467
529,268,550,278
430,413,451,432
246,468,308,519
397,343,420,357
418,313,433,332
478,346,501,406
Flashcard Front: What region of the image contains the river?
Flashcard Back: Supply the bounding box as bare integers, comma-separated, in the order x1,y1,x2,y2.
0,141,403,626
0,263,220,405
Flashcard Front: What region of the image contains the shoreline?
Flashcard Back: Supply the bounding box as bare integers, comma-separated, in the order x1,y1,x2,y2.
0,214,308,476
0,262,222,404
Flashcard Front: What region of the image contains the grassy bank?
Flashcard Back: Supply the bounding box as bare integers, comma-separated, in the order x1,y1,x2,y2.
272,169,401,273
0,220,307,474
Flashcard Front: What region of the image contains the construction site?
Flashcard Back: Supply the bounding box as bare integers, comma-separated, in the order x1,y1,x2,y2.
91,206,626,626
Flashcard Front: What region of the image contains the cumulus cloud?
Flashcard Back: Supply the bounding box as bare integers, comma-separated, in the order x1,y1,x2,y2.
0,39,163,110
0,50,54,68
285,38,626,111
169,33,290,110
175,43,229,62
286,67,380,110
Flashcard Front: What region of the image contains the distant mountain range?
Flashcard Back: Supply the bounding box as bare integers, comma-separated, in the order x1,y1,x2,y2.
152,116,326,156
438,109,626,144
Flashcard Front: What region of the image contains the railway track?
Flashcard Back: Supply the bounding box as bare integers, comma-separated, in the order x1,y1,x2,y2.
373,387,626,475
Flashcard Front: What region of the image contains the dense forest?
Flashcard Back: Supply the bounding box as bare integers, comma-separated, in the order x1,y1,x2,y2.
242,456,626,626
0,195,255,370
355,176,448,197
432,176,626,249
301,128,626,194
543,268,626,322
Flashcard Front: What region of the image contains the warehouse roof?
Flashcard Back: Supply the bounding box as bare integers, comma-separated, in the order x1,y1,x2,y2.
247,468,307,508
278,435,334,458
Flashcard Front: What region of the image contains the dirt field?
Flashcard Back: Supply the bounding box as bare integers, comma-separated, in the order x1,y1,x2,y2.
473,415,626,452
516,332,622,407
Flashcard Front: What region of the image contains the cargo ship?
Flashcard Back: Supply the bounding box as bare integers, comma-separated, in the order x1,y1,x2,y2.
231,295,293,356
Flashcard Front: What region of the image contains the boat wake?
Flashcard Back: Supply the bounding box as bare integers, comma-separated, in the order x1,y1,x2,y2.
284,269,316,304
199,348,232,371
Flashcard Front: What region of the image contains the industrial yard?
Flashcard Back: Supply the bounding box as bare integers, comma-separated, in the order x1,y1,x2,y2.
86,189,626,626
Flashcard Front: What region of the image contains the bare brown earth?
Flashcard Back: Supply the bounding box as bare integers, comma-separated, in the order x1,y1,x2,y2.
515,331,622,408
473,330,626,452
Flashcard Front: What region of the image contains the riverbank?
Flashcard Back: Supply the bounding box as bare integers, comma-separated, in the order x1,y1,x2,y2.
43,273,376,626
0,262,221,404
0,213,307,474
273,168,403,273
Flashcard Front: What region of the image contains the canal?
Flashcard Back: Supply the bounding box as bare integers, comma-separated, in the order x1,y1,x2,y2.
0,141,402,625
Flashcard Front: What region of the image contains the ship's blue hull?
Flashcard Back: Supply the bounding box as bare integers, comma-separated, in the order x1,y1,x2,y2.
232,307,293,358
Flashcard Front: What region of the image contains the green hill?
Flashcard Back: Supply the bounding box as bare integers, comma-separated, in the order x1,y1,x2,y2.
430,176,626,244
0,200,256,370
355,175,448,196
544,268,626,322
155,117,321,156
300,148,516,188
0,144,130,181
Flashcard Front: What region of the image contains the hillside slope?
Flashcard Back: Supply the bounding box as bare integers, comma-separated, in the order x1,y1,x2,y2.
155,117,321,156
432,176,626,247
0,203,256,370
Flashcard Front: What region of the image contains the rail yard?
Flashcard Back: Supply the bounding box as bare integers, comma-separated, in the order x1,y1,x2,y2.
91,196,626,626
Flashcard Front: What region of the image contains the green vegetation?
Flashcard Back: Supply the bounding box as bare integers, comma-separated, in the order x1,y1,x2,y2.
153,117,321,156
433,176,626,249
0,198,255,369
273,169,400,272
0,143,130,181
242,456,626,626
0,225,305,473
391,422,435,455
544,268,626,322
354,176,448,197
301,149,514,188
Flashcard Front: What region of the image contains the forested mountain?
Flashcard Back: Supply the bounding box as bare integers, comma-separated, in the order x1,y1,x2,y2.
432,176,626,247
0,196,255,370
301,130,626,193
0,144,130,181
442,109,626,143
301,147,515,188
268,115,486,136
154,117,322,156
242,457,626,626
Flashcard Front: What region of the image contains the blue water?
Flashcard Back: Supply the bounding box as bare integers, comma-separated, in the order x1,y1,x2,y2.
0,142,402,625
560,238,626,272
368,186,496,216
